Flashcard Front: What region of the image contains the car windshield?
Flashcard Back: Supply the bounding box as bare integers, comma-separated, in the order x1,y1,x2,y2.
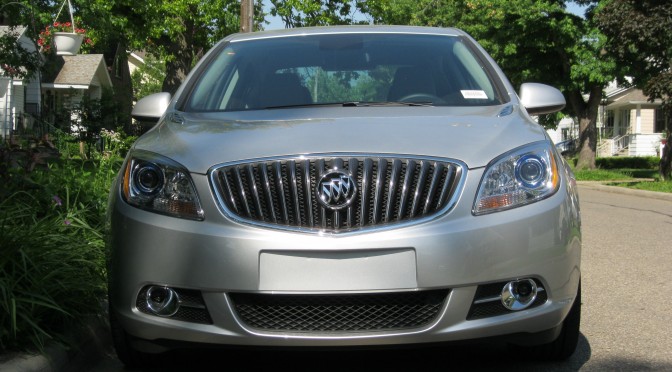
185,33,506,112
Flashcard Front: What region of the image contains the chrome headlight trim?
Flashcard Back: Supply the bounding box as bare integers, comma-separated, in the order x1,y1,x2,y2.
473,141,560,215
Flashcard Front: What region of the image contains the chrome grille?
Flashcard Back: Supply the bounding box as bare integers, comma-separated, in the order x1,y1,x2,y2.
210,155,464,233
229,290,449,332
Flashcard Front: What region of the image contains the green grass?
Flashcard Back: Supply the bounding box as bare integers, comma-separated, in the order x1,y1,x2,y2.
573,166,672,193
574,169,635,181
609,180,672,193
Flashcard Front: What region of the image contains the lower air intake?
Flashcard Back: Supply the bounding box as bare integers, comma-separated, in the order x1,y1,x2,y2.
229,290,449,333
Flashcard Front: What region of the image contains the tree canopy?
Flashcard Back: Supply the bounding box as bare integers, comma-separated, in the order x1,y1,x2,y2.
10,0,670,172
270,0,361,27
363,0,617,169
596,0,672,178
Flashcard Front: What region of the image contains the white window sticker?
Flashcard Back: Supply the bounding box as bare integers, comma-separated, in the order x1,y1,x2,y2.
461,90,489,99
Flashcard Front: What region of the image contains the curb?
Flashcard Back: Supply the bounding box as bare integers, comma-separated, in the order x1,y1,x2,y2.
577,181,672,202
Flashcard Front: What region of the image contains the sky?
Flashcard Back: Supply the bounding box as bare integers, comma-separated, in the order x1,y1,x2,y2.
262,1,589,31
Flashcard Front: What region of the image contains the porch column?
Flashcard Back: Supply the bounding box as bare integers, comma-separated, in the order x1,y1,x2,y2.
635,104,642,134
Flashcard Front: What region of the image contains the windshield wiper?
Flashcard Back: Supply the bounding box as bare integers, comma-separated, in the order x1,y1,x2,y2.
264,101,435,110
342,101,435,107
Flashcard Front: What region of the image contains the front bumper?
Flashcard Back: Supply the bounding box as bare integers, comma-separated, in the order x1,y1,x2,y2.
108,168,581,350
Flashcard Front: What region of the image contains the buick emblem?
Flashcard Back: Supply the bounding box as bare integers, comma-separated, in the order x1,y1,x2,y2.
316,170,357,210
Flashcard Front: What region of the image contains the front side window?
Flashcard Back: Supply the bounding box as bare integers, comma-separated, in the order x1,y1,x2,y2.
185,33,506,112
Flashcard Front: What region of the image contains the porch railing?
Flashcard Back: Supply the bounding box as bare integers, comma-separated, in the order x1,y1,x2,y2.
598,129,631,157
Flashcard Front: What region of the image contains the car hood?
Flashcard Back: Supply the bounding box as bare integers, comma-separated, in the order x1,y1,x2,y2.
132,105,549,174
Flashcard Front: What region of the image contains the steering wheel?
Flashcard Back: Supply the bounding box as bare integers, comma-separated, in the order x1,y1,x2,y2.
397,93,445,104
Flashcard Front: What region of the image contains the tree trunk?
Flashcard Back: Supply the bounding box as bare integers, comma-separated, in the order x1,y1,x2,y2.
161,40,191,95
660,113,672,180
568,85,603,170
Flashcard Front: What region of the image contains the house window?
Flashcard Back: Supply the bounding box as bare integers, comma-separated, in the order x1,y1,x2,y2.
655,108,667,133
605,110,614,128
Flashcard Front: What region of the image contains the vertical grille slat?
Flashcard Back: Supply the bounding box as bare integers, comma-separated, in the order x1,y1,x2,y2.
218,170,239,214
232,167,252,217
372,159,387,225
423,162,444,215
288,161,301,227
260,164,277,223
410,161,430,217
247,164,264,221
384,159,402,223
360,158,373,227
317,159,327,230
436,165,456,211
274,162,289,224
397,159,415,221
212,155,463,233
302,160,314,227
347,158,358,228
332,158,344,229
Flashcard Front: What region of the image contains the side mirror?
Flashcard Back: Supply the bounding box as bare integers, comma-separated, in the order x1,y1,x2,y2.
519,83,565,115
132,92,171,124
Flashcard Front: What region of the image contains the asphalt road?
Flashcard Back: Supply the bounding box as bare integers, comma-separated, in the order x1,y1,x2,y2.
83,185,672,372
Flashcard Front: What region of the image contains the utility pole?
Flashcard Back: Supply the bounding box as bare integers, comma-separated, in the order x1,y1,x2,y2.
240,0,254,33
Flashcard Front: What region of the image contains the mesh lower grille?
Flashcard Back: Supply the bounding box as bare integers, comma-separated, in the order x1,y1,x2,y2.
211,155,463,233
467,280,547,320
229,290,449,332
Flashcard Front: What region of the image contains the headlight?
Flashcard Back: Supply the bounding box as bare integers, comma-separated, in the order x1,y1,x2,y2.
121,151,204,220
473,142,559,215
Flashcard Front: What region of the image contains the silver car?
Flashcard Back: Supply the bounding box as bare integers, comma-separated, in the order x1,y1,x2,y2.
108,26,581,367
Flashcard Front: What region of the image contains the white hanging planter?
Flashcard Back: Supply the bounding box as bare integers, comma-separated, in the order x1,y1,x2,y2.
53,32,84,55
51,0,84,55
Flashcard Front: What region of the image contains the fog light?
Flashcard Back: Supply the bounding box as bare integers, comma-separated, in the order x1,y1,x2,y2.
501,279,538,311
146,286,180,316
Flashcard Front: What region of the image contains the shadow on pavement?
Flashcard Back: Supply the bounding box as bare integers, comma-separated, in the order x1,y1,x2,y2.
111,333,593,372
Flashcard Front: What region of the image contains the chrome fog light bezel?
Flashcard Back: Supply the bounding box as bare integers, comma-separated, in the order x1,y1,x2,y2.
501,278,538,311
145,286,181,317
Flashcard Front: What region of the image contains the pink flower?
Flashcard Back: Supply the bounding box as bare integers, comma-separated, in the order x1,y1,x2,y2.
53,22,60,27
52,195,63,206
64,219,71,226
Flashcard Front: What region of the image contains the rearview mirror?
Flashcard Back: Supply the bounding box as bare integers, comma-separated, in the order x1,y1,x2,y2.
519,83,565,115
132,92,171,124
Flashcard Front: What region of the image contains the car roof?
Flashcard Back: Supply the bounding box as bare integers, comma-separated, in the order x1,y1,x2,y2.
225,25,466,43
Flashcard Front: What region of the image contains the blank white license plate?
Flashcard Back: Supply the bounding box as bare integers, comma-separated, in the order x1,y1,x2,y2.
259,249,417,291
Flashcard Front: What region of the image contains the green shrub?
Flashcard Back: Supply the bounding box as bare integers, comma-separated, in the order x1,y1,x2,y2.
0,191,105,351
595,156,660,170
0,129,131,352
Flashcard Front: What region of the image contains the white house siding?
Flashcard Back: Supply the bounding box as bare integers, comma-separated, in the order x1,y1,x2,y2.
639,109,655,134
628,133,662,157
546,117,577,144
12,83,24,131
0,78,11,138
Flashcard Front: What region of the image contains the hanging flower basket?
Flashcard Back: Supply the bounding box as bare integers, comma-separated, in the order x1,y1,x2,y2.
53,31,84,55
36,0,93,55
